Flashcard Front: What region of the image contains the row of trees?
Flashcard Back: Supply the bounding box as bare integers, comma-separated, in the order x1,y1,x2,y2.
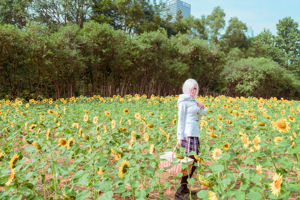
0,0,299,99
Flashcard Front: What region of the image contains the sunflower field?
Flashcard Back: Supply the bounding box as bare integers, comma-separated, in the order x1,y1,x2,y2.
0,95,299,200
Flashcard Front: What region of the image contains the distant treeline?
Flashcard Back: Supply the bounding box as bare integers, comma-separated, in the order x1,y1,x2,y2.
0,0,299,99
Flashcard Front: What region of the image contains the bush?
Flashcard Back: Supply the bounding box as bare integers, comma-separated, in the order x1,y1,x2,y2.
222,57,300,98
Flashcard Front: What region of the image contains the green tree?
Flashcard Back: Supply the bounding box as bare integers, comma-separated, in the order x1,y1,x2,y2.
247,29,284,64
275,17,300,75
79,21,130,96
0,0,32,28
221,17,248,51
171,34,225,93
47,23,85,97
0,24,27,98
193,15,208,40
222,57,300,98
206,6,225,43
31,0,93,28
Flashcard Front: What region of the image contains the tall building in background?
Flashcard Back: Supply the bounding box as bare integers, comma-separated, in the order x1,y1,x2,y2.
164,0,191,20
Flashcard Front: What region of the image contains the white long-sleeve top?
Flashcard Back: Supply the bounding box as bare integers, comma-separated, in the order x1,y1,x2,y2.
177,94,207,140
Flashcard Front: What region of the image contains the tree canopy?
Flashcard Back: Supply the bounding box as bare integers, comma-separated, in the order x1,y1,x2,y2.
0,1,299,99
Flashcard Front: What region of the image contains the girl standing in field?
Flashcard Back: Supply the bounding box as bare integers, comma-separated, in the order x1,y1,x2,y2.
175,78,207,200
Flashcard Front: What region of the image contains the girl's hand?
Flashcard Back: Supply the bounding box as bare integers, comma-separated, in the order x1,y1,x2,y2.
197,102,204,108
177,140,182,146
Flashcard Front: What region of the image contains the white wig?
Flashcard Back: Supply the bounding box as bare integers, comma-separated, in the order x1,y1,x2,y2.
182,78,199,97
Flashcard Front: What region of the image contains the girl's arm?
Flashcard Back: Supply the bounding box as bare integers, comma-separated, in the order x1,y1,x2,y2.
177,102,187,141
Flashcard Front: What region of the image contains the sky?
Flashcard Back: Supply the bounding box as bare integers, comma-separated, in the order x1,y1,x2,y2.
181,0,300,36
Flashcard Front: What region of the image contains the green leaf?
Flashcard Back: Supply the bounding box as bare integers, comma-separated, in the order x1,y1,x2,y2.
97,191,114,200
209,163,224,174
93,181,112,192
246,191,262,200
234,191,245,199
77,174,89,186
197,190,208,198
76,190,91,200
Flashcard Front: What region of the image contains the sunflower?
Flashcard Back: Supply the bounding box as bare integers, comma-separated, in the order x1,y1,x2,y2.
223,143,230,151
58,138,67,146
288,116,295,122
9,154,19,169
148,112,154,116
72,123,79,129
149,144,155,154
98,167,103,176
32,141,41,151
82,134,89,140
0,149,4,160
134,113,141,120
200,120,207,128
256,165,262,174
253,136,261,150
123,108,129,114
141,131,149,142
208,126,216,132
97,136,101,142
96,125,100,131
48,109,54,114
241,134,250,148
274,137,283,143
67,138,75,149
208,191,218,200
225,120,232,124
111,148,122,161
273,119,290,133
83,114,88,122
212,149,222,161
5,168,15,186
93,116,98,124
147,123,154,129
270,173,283,196
217,114,223,121
160,113,163,119
128,119,131,126
29,124,37,132
118,127,128,132
118,160,130,179
40,115,45,121
104,111,111,117
207,132,218,138
172,119,176,125
111,120,116,129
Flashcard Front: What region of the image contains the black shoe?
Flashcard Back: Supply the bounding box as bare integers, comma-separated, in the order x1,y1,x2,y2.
175,192,190,200
181,187,197,196
175,185,191,200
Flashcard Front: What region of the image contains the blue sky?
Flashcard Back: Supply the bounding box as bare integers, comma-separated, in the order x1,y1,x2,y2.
183,0,300,36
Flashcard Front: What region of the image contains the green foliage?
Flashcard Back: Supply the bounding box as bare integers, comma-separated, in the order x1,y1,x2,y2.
207,6,226,43
0,2,299,99
246,30,284,65
0,0,31,28
221,17,248,51
275,17,300,77
222,57,300,98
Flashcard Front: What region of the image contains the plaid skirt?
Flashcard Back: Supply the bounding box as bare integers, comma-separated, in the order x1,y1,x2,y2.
180,137,200,155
